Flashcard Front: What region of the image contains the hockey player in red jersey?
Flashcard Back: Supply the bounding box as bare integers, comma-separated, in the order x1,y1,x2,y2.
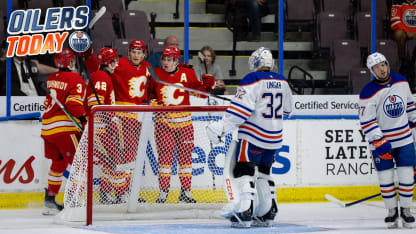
147,46,215,203
41,48,86,215
81,40,151,203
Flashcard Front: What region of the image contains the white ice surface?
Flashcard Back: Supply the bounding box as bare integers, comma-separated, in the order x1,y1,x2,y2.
0,201,415,234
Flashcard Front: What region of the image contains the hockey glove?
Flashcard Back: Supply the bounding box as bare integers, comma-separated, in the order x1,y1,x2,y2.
78,47,93,59
371,137,392,159
206,121,224,144
202,74,215,91
178,63,193,69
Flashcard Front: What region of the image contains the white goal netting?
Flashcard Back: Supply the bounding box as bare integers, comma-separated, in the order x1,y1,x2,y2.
59,105,232,223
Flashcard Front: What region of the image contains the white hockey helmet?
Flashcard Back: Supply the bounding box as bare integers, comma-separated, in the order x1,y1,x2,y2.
366,52,389,72
248,47,274,71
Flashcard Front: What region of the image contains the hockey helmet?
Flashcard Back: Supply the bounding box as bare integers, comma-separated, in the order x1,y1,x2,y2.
129,40,146,52
97,47,119,65
54,48,75,68
162,46,181,59
366,52,389,71
248,47,274,71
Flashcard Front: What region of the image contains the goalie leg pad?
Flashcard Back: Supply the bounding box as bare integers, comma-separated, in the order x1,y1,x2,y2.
227,175,256,227
252,172,278,227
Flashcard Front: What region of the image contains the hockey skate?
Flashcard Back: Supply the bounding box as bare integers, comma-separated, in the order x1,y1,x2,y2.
156,189,169,203
400,207,415,228
42,188,63,216
99,191,114,204
252,199,278,227
178,188,196,203
230,202,253,228
384,207,399,228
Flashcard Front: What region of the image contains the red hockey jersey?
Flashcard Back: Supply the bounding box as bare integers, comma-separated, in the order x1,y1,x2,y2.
41,71,86,137
84,70,115,117
148,67,208,128
391,0,416,31
84,56,151,105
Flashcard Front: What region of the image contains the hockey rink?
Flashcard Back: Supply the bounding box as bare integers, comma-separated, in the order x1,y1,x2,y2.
0,201,415,234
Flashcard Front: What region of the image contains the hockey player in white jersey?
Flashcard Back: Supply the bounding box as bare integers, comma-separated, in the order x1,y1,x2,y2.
359,52,416,228
206,47,293,228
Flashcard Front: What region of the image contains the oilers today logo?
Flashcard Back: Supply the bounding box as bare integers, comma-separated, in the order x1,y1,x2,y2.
383,95,405,118
69,31,91,53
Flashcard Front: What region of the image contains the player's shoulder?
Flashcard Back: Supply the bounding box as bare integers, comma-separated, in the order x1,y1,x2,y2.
390,73,408,84
140,60,151,68
239,71,287,86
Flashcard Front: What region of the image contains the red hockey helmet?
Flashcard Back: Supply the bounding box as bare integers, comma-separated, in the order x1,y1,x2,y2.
54,48,75,68
97,47,118,65
129,40,146,52
162,46,180,59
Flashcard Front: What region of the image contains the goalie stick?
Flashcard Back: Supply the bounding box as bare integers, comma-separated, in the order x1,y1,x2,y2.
147,65,231,102
325,193,381,208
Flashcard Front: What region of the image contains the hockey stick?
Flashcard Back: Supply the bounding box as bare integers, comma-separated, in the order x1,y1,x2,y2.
147,65,231,101
77,6,108,105
198,51,216,191
41,85,83,132
325,193,381,208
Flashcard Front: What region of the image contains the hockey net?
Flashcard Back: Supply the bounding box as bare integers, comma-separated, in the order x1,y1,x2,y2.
59,105,232,224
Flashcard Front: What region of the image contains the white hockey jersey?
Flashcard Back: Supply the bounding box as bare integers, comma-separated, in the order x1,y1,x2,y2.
223,71,293,149
359,73,416,149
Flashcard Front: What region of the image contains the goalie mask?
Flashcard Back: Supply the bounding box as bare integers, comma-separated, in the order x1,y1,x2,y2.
249,47,274,71
54,48,75,70
366,52,390,82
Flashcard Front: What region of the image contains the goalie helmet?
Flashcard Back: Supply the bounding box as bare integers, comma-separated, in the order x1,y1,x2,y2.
97,47,118,65
248,47,274,71
54,48,75,69
162,46,181,59
129,40,146,52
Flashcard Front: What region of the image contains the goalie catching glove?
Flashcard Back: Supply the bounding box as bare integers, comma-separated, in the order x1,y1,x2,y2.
202,74,215,91
371,137,392,159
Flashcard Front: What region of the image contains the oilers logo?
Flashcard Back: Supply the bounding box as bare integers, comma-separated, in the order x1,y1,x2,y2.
404,9,416,27
69,31,91,53
383,95,405,118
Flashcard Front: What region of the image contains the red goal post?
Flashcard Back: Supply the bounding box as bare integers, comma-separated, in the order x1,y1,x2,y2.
59,105,232,225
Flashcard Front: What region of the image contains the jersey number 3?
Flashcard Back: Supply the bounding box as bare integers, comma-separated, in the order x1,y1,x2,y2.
262,92,282,119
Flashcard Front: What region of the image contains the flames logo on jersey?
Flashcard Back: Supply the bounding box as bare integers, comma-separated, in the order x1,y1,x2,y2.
383,94,405,118
128,76,147,98
404,9,416,27
161,84,185,105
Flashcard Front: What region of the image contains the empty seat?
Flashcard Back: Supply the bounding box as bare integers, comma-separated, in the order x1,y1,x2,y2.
348,67,371,94
317,12,350,49
120,10,150,44
112,38,132,58
62,0,85,6
286,0,316,22
331,39,361,77
98,0,124,17
322,0,352,14
376,39,400,73
360,0,389,19
148,38,165,54
91,18,117,51
27,0,54,14
0,17,4,39
355,11,386,48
